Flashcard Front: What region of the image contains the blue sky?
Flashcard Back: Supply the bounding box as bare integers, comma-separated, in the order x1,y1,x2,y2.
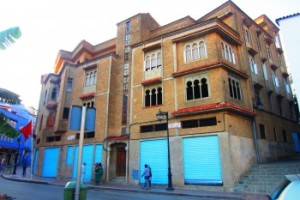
1,0,299,108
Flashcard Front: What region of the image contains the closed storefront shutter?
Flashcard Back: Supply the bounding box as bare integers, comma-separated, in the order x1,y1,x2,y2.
42,147,59,177
72,144,101,181
140,139,168,184
183,135,222,185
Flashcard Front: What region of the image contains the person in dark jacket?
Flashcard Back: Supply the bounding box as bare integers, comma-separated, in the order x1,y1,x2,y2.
94,163,103,184
22,153,29,176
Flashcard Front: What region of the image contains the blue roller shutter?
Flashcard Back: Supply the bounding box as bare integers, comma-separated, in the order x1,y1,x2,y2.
69,106,82,131
72,144,95,181
85,108,96,131
42,147,59,177
140,139,168,184
94,144,102,164
183,135,222,185
66,146,74,166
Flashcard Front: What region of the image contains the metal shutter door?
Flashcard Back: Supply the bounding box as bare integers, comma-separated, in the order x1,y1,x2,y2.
94,144,102,164
140,139,168,184
42,147,59,177
69,106,81,131
72,144,94,181
183,135,222,185
85,108,96,131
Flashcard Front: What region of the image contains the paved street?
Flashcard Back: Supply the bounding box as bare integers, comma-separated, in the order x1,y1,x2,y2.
0,177,239,200
0,167,270,200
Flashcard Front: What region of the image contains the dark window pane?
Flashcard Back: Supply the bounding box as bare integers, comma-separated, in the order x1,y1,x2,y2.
194,79,200,99
186,81,193,100
157,87,162,105
145,90,150,107
201,78,208,98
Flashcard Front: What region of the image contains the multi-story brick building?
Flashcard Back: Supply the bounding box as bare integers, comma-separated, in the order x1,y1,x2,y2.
34,1,300,188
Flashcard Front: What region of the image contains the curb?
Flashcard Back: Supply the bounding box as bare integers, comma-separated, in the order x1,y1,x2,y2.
1,174,245,200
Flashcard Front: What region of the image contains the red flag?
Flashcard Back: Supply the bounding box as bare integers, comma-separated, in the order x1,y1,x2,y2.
20,120,32,141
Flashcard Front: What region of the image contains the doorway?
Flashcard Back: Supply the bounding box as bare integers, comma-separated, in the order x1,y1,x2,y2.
116,147,126,176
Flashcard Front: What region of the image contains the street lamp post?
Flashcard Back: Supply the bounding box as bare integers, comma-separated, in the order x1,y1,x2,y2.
156,109,174,191
12,138,21,175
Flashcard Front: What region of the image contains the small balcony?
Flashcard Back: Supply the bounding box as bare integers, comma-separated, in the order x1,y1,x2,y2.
83,85,96,95
251,74,264,89
246,42,257,56
54,119,68,133
144,67,162,80
265,80,274,94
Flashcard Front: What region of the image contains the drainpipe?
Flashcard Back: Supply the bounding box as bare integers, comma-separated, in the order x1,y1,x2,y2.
105,56,112,182
252,117,260,163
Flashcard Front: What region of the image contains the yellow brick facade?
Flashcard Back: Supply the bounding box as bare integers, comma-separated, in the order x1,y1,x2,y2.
35,1,300,189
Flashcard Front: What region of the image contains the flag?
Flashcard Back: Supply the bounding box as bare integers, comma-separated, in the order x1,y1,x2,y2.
20,120,32,141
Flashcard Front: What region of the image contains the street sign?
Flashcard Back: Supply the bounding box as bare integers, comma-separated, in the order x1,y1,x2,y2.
168,122,181,129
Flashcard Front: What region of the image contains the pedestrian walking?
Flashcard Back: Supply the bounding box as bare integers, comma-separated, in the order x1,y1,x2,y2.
141,164,151,190
81,162,86,182
148,165,152,188
22,153,28,176
94,162,103,184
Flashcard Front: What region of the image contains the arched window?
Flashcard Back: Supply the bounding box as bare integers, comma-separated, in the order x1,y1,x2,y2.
157,52,161,67
185,40,207,62
192,43,198,60
221,41,235,64
245,29,251,44
194,79,200,99
85,74,89,87
225,45,229,60
201,78,208,98
186,75,210,101
89,73,93,86
144,86,163,107
228,76,242,100
199,41,206,58
145,56,150,71
145,90,150,107
93,71,97,85
151,88,157,105
151,54,156,70
185,45,192,62
157,87,162,105
186,81,193,100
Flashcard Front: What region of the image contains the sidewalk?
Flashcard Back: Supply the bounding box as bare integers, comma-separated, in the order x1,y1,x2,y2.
1,167,269,200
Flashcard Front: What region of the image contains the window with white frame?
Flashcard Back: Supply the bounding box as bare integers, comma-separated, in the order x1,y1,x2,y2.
144,50,162,71
221,41,236,64
283,77,291,94
85,69,97,87
275,36,281,48
184,39,207,62
228,76,242,100
271,69,279,87
267,46,273,62
144,86,162,107
262,62,268,80
185,74,209,101
249,56,258,74
67,78,73,92
245,28,252,44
